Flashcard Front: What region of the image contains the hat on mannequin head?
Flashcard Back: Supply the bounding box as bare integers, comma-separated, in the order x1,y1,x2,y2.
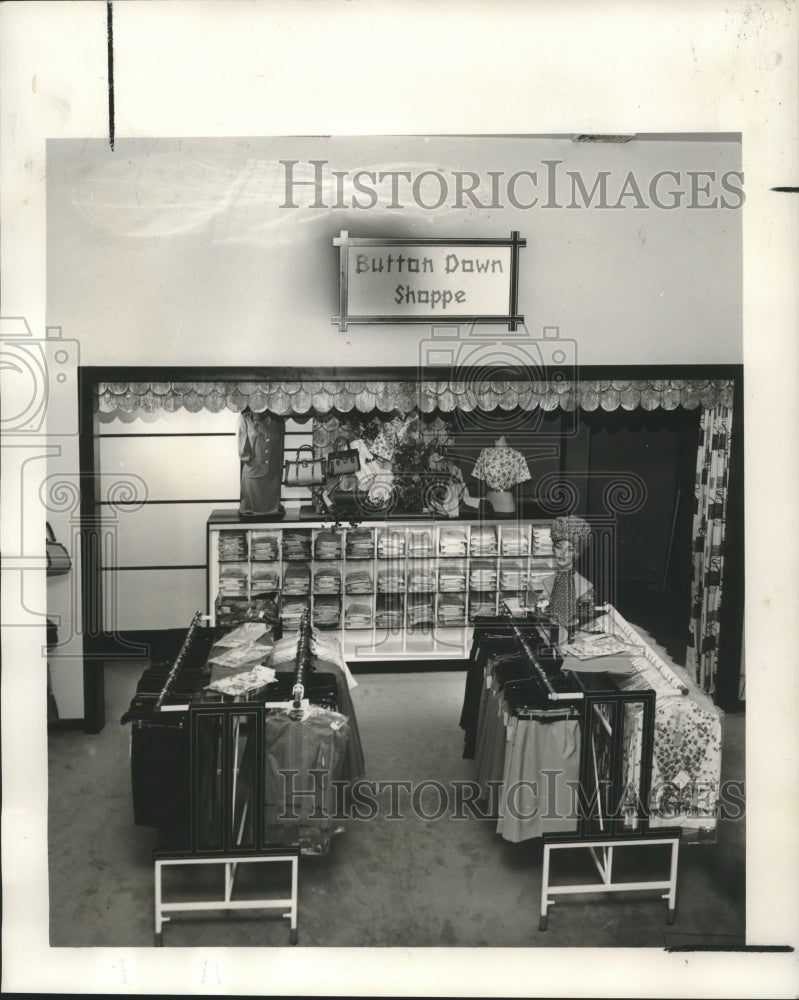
550,515,591,554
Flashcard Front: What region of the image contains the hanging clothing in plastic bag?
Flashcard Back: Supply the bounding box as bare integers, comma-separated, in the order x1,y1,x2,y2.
263,706,350,855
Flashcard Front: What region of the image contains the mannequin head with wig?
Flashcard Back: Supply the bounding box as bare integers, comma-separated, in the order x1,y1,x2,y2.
550,515,591,572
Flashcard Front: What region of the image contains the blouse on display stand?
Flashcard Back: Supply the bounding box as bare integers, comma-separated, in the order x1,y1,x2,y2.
471,436,531,515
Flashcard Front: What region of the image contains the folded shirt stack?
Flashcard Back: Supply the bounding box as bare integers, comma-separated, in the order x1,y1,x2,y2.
219,562,248,596
219,574,248,594
407,597,434,627
312,595,341,628
437,594,466,625
438,566,466,591
408,567,435,592
500,527,529,557
439,527,468,556
283,531,312,560
345,528,375,558
206,664,277,699
344,601,373,629
407,529,433,557
345,568,374,594
247,595,280,624
378,567,405,592
469,594,497,619
207,643,272,674
283,563,311,595
470,526,498,556
313,566,341,594
219,531,248,561
250,531,279,560
375,594,404,629
280,595,308,629
469,564,498,590
499,566,529,590
314,530,342,560
215,595,249,626
377,530,406,558
532,527,554,556
250,564,280,590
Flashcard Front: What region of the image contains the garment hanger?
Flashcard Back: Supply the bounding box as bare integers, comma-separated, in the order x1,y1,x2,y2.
511,704,578,722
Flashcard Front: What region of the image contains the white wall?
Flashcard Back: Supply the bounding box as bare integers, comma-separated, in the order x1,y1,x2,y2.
96,409,311,630
45,134,744,648
47,135,742,369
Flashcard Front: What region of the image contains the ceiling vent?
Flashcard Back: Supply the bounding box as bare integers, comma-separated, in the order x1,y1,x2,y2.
572,134,636,143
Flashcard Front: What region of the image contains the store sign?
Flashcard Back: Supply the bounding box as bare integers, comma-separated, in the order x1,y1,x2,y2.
332,231,525,331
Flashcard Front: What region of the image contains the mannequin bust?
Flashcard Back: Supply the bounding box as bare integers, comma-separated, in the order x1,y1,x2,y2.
485,436,514,513
472,435,531,515
535,515,594,642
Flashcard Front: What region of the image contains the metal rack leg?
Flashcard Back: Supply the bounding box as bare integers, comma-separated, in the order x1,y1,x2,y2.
154,859,165,945
665,838,679,924
539,843,551,931
541,832,681,930
289,854,299,943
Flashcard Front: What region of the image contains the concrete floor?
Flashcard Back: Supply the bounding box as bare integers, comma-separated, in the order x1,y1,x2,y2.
47,658,745,949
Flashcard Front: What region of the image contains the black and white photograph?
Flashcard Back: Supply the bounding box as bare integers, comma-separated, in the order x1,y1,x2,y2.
1,2,797,997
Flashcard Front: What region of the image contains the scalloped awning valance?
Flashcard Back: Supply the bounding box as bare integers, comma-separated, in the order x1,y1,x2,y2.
97,378,735,415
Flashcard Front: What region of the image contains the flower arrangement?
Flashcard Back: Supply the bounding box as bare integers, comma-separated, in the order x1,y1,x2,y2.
315,410,459,514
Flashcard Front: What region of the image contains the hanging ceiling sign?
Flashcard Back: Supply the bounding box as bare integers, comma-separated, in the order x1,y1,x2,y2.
332,231,526,331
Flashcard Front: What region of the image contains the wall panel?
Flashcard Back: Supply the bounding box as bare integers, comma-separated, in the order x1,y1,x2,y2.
107,501,235,567
99,435,238,502
103,567,206,631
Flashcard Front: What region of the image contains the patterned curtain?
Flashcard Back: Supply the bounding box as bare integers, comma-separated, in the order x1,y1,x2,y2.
687,404,733,696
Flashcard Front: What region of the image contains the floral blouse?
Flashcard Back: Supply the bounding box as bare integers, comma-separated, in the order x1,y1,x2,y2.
472,446,531,491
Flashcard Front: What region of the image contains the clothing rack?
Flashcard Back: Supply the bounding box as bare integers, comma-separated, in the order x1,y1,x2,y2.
535,648,678,931
151,613,300,947
498,600,582,703
463,607,681,930
153,701,299,946
155,610,205,711
292,608,312,710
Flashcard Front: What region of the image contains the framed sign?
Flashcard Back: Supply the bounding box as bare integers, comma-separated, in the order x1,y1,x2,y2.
333,231,526,331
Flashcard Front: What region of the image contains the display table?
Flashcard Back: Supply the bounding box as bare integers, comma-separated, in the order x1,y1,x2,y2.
600,606,724,844
462,605,723,846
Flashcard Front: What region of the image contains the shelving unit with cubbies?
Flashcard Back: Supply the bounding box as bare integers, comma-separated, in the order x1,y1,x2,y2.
207,511,556,661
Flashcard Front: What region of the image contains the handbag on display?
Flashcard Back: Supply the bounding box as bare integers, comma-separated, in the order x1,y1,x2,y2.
326,437,361,477
46,522,71,576
283,444,326,487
